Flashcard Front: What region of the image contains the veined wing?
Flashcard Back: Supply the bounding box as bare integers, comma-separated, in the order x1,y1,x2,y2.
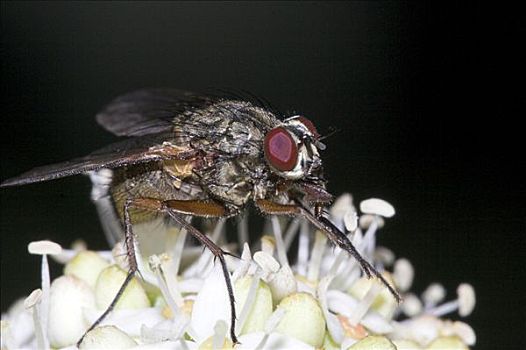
0,133,189,187
96,89,221,137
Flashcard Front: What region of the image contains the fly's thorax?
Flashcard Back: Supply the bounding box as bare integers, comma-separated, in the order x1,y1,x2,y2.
196,155,263,211
178,101,278,159
170,100,281,210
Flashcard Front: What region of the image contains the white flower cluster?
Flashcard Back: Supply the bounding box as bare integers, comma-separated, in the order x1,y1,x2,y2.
1,194,476,350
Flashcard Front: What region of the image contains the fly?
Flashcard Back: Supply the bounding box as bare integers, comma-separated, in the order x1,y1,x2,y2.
1,89,401,344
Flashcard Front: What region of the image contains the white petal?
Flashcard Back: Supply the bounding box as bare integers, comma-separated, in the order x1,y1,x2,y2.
183,250,213,278
360,313,394,334
330,193,354,221
453,321,476,346
457,283,476,317
307,230,327,282
28,240,62,255
140,311,190,344
283,218,301,252
393,258,414,292
327,289,359,313
344,209,359,232
253,251,280,274
326,289,393,334
359,199,395,218
268,265,298,304
134,340,197,349
271,216,290,268
341,336,359,349
348,281,383,325
347,335,396,349
232,243,252,282
405,315,442,347
260,235,276,255
2,298,34,348
1,320,14,350
237,332,314,350
359,214,385,229
319,280,345,344
422,283,446,308
374,246,395,267
84,307,165,337
401,293,423,317
178,278,203,294
169,227,188,276
296,220,310,276
51,248,83,265
23,289,42,309
190,263,231,340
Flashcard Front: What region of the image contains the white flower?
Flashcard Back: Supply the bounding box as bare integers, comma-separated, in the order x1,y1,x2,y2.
1,194,477,349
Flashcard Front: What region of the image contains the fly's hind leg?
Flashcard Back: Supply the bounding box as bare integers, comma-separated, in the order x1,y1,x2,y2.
77,198,141,346
163,199,238,344
78,198,239,346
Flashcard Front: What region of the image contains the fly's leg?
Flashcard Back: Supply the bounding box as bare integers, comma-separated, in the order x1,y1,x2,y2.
77,198,139,346
255,199,402,302
79,197,239,345
163,199,238,344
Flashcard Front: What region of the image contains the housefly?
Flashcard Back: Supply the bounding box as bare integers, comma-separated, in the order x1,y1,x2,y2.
1,89,401,343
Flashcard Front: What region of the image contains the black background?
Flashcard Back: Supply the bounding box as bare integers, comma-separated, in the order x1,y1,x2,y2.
1,2,524,349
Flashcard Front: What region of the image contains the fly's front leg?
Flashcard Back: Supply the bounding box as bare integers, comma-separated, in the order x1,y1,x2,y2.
255,199,401,302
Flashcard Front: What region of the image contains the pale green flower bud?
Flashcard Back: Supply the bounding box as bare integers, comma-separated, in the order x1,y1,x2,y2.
275,292,326,348
392,339,422,349
234,276,273,334
79,325,137,349
94,265,150,310
349,273,398,319
64,251,110,288
198,336,233,350
48,276,95,348
198,320,233,350
323,332,341,350
425,336,468,350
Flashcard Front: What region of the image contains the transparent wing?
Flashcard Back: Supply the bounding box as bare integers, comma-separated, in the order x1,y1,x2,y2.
95,89,220,137
0,132,184,187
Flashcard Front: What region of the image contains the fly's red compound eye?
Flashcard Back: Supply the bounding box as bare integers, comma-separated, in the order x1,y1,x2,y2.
264,127,298,171
297,116,320,139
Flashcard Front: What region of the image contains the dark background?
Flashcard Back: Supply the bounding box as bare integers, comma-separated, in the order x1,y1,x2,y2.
1,2,524,349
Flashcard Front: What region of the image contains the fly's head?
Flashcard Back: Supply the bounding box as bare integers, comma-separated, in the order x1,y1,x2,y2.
263,116,333,210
